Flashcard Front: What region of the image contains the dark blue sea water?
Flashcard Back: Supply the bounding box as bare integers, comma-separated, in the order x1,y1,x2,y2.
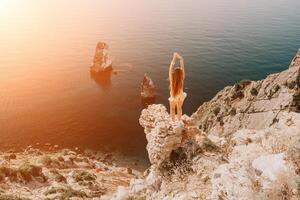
0,0,300,159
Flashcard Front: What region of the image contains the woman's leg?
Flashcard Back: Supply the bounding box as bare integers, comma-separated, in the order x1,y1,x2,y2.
169,100,176,121
177,99,183,120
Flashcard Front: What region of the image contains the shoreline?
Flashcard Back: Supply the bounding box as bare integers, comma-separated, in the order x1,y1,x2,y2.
0,147,144,199
0,145,149,172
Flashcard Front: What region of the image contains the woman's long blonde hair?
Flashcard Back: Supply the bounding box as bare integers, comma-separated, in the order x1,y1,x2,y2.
170,68,184,97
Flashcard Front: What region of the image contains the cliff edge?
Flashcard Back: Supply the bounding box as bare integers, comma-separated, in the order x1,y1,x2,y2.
108,50,300,200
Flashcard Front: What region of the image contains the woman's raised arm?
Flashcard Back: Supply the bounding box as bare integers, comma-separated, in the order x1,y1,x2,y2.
169,53,177,81
176,53,185,79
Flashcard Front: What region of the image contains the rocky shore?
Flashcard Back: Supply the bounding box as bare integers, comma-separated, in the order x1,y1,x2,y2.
1,50,300,200
0,148,141,200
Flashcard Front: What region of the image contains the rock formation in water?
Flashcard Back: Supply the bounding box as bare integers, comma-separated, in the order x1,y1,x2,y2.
91,42,112,72
140,74,156,100
107,50,300,200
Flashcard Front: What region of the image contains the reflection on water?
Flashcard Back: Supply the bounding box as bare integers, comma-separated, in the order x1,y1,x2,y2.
0,0,300,161
141,97,156,109
90,67,113,91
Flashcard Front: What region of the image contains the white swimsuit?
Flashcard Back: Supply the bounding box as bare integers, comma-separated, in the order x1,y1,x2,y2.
168,91,187,102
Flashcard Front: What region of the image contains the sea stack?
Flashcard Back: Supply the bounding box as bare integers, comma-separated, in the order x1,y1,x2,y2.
90,42,112,73
140,74,155,100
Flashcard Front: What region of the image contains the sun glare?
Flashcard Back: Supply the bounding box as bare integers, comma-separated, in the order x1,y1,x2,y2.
0,1,13,16
0,0,24,22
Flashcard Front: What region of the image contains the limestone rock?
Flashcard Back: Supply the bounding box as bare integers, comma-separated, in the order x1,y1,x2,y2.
290,49,300,68
136,108,300,200
140,74,155,99
90,42,112,72
252,153,287,188
209,112,300,200
137,104,220,199
191,49,300,137
144,166,162,191
139,104,184,166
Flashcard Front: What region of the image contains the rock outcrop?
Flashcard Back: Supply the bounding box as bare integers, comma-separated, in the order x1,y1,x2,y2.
209,111,300,200
140,74,156,100
191,49,300,138
90,42,112,72
108,50,300,200
139,105,184,166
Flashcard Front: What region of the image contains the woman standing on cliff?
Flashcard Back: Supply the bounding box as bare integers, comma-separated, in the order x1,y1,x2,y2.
169,52,186,121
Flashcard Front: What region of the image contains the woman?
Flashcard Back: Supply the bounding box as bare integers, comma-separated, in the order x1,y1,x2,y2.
169,52,186,121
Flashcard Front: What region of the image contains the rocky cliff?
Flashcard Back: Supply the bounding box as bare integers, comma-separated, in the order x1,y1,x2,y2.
107,50,300,200
191,49,300,138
